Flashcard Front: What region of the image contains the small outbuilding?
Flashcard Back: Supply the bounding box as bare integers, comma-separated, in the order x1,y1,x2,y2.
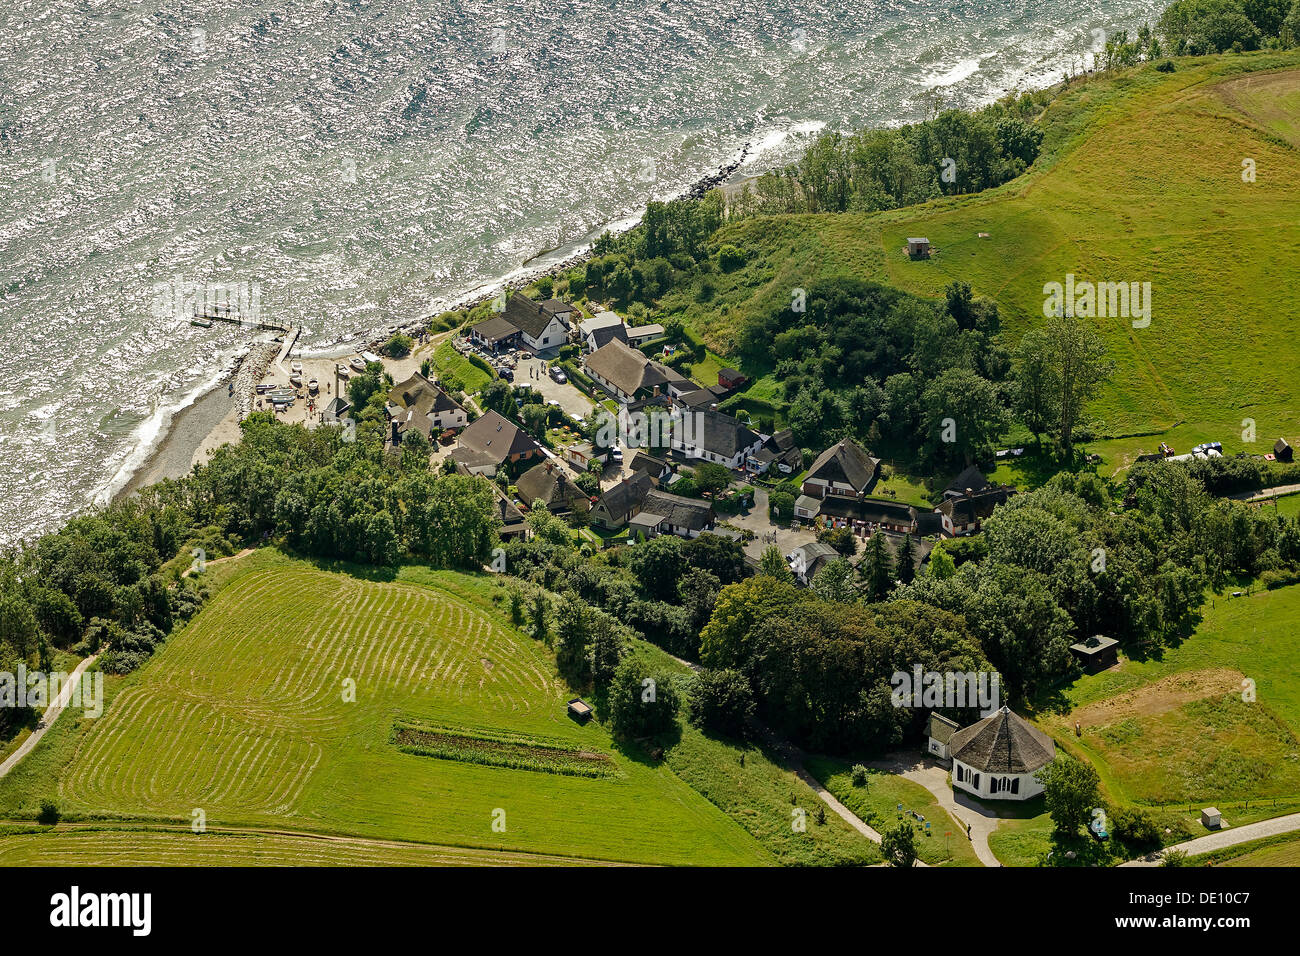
1275,438,1294,463
926,712,960,763
567,698,593,722
1201,807,1222,829
1070,634,1120,673
906,237,931,259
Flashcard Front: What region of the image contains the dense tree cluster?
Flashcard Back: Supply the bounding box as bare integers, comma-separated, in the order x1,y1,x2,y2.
736,278,1009,467
730,97,1047,217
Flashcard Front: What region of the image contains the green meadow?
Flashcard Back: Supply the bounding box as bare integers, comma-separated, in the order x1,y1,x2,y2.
0,551,768,866
663,53,1300,469
1035,583,1300,809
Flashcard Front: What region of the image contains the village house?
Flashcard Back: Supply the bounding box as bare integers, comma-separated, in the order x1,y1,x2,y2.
800,439,881,501
577,312,628,351
515,461,590,516
948,706,1056,802
925,712,960,763
468,313,520,353
628,489,715,539
625,323,665,347
627,450,672,483
385,372,467,442
560,440,605,472
589,472,655,530
582,338,692,404
450,410,544,476
671,407,763,470
1069,634,1119,672
748,428,801,476
492,486,529,540
786,540,840,585
469,293,574,353
935,466,1017,536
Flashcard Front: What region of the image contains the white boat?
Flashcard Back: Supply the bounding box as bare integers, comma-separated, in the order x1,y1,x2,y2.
289,373,302,387
290,360,303,373
349,356,366,372
336,364,351,379
307,378,319,394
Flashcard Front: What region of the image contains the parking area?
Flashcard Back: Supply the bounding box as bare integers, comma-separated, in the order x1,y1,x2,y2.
726,487,818,561
514,355,596,421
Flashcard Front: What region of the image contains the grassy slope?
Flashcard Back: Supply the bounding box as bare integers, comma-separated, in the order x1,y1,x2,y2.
804,756,982,866
664,52,1300,472
0,551,768,866
633,641,880,866
0,826,611,866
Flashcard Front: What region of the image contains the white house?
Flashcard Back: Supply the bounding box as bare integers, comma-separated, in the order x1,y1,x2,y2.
670,407,763,470
577,311,628,351
502,294,571,352
947,706,1056,802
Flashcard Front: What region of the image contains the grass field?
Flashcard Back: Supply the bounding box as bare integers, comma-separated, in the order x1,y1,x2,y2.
1035,583,1300,808
0,551,769,866
665,53,1300,468
0,826,615,866
432,338,493,394
804,757,982,866
1191,830,1300,867
634,641,880,866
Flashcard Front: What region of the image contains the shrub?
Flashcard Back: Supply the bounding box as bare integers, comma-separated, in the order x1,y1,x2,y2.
717,244,746,272
38,799,60,826
688,668,755,737
850,764,869,787
1111,805,1162,850
383,333,414,358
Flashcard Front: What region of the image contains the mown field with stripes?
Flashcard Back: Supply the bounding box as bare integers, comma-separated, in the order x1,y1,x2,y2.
0,827,616,866
0,552,769,865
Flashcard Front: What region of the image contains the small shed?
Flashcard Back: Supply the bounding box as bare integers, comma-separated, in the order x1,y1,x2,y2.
1275,438,1293,463
567,698,593,722
906,237,931,259
1201,807,1222,829
1070,634,1119,672
718,367,747,390
926,712,960,763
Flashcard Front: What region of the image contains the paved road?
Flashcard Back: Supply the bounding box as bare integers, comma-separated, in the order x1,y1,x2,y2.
0,654,99,781
1121,812,1300,866
869,753,999,866
1229,483,1300,502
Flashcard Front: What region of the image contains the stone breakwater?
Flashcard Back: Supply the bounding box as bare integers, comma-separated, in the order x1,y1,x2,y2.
233,342,281,419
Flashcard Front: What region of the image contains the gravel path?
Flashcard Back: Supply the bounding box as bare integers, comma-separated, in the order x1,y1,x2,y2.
0,655,99,781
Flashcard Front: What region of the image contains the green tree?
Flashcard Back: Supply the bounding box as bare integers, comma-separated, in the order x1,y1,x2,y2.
1036,755,1102,836
896,533,917,585
812,557,857,603
688,668,755,737
1011,326,1061,446
859,533,895,601
692,462,733,497
607,656,681,739
1042,312,1114,460
759,544,795,584
882,821,918,867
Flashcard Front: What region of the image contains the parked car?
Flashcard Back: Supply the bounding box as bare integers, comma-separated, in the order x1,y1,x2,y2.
610,447,623,463
499,367,513,381
550,366,567,383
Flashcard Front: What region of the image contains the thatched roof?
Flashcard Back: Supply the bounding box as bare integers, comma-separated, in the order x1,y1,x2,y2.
948,706,1055,774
